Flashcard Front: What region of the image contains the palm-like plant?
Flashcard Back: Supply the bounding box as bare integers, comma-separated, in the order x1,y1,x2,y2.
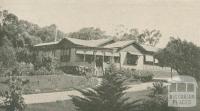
71,70,141,111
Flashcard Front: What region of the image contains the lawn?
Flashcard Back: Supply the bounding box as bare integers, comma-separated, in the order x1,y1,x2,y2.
25,100,75,111
0,75,98,94
24,90,150,111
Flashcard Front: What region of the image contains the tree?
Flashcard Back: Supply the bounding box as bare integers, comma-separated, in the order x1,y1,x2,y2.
3,77,26,111
71,70,140,111
155,37,200,80
16,48,33,63
36,24,65,42
138,29,161,46
0,46,16,68
68,27,108,40
114,25,161,46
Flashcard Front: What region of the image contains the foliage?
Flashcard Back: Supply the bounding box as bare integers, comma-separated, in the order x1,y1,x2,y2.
155,37,200,80
141,95,176,111
15,48,33,63
36,24,65,42
33,55,58,72
149,81,166,96
33,67,53,75
68,27,109,40
2,77,26,111
0,46,16,68
0,10,65,48
71,70,141,111
11,62,34,76
133,71,154,82
114,25,161,46
62,66,93,76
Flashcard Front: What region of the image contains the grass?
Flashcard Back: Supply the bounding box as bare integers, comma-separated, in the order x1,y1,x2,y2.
25,100,76,111
0,75,98,94
24,90,150,111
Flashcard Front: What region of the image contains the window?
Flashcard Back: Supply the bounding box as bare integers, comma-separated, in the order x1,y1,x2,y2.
127,53,138,65
114,57,120,63
60,49,70,62
144,55,155,65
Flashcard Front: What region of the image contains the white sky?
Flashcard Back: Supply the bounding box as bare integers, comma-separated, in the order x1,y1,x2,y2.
1,0,200,47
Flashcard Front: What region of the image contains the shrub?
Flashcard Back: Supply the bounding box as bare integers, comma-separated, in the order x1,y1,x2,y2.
33,55,58,72
12,62,34,76
3,77,26,111
149,81,167,96
33,67,55,75
133,71,154,82
61,62,94,76
141,95,176,111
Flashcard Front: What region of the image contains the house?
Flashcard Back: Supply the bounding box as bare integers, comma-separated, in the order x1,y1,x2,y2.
33,37,171,75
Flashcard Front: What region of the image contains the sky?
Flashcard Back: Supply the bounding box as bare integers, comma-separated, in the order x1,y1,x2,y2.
1,0,200,48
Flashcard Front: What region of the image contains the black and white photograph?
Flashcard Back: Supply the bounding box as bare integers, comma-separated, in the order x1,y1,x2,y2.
0,0,200,111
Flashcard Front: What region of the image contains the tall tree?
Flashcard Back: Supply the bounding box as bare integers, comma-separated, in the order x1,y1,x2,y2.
138,29,161,46
71,70,140,111
68,27,108,40
155,37,200,80
114,25,161,46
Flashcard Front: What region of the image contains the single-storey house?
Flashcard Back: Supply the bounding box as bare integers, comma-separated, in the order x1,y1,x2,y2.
33,37,171,75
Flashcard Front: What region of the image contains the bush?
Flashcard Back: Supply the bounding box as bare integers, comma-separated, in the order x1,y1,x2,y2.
141,95,176,111
61,62,94,76
3,77,26,111
133,71,154,82
33,55,58,72
149,81,167,96
12,62,34,76
114,68,136,78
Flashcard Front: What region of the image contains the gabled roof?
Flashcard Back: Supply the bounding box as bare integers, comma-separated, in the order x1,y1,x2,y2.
64,37,113,47
34,37,113,47
140,44,160,52
103,40,160,53
34,41,60,47
103,40,135,48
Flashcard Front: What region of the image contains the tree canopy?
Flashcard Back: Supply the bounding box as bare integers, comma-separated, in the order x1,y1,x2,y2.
114,25,162,46
155,37,200,80
0,10,65,48
67,27,109,40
